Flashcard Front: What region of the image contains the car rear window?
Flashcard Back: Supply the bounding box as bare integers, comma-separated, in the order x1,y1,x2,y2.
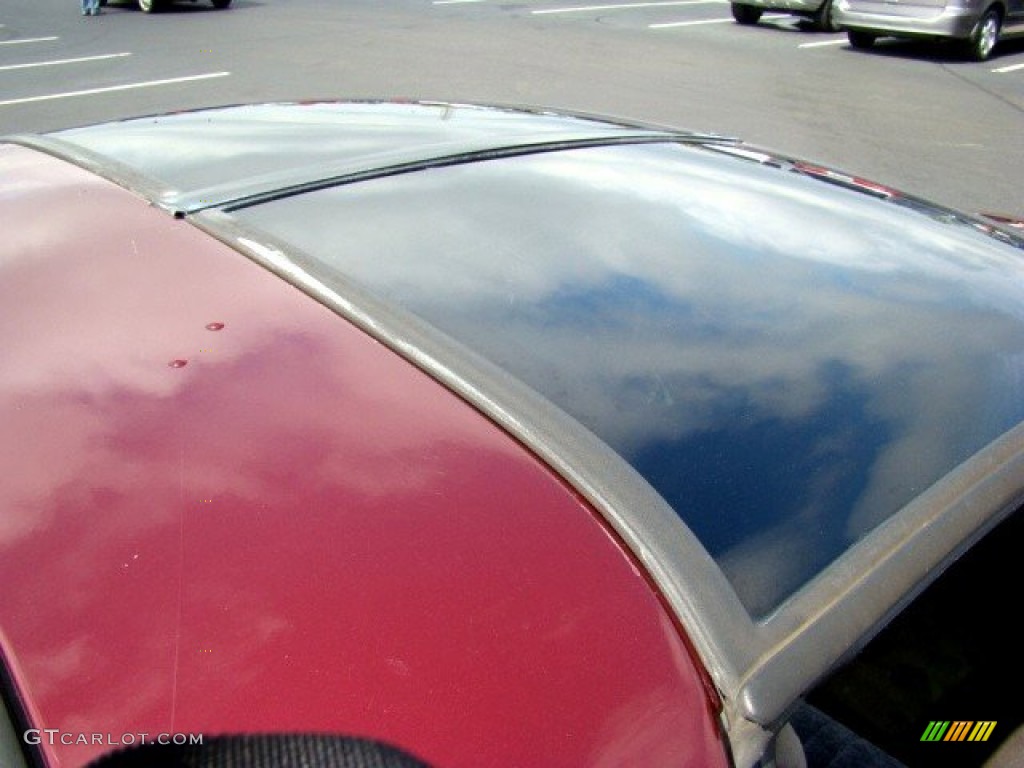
230,142,1024,616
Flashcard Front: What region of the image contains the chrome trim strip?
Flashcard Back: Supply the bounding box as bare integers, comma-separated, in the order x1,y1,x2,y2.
210,133,718,215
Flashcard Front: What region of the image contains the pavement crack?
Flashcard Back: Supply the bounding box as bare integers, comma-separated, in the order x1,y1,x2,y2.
939,62,1024,116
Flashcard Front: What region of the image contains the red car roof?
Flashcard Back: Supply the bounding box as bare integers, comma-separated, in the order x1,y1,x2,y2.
0,145,726,767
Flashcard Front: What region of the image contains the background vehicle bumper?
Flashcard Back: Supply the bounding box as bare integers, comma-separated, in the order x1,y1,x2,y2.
737,0,825,13
837,1,979,38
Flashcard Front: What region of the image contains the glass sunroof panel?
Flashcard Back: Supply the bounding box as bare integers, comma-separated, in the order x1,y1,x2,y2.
232,142,1024,615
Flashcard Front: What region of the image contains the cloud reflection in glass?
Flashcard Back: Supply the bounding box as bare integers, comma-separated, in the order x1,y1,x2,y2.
235,142,1024,615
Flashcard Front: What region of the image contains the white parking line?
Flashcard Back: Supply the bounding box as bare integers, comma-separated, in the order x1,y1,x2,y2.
533,1,724,14
0,72,230,107
798,38,846,47
0,37,60,46
992,62,1024,73
651,12,785,26
0,53,131,72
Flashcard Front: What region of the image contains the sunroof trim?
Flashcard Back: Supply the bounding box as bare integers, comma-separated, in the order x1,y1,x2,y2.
211,133,729,215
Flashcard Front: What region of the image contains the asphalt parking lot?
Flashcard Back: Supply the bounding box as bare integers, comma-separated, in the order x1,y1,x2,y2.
1,0,1022,220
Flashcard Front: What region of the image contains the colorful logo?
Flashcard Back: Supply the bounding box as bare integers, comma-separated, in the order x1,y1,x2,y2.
921,721,997,742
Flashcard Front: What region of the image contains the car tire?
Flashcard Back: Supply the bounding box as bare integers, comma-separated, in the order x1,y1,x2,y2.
137,0,160,11
731,3,764,24
211,0,231,7
813,0,841,32
966,8,1001,61
847,29,876,48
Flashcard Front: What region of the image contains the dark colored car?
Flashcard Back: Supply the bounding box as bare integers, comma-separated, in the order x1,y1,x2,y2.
731,0,841,32
1,101,1022,768
99,0,232,12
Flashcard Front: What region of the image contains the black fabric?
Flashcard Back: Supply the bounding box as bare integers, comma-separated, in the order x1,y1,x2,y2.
791,703,908,768
87,734,432,768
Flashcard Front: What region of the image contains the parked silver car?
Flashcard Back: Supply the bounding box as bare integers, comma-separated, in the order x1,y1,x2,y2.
731,0,841,31
836,0,1024,59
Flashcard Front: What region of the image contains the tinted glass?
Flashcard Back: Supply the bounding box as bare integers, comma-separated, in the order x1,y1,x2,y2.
232,143,1024,615
54,102,630,196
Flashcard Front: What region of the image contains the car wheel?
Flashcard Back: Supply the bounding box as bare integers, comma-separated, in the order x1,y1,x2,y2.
813,0,841,32
847,29,876,48
966,8,1001,61
138,0,160,11
731,3,764,24
211,0,231,7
